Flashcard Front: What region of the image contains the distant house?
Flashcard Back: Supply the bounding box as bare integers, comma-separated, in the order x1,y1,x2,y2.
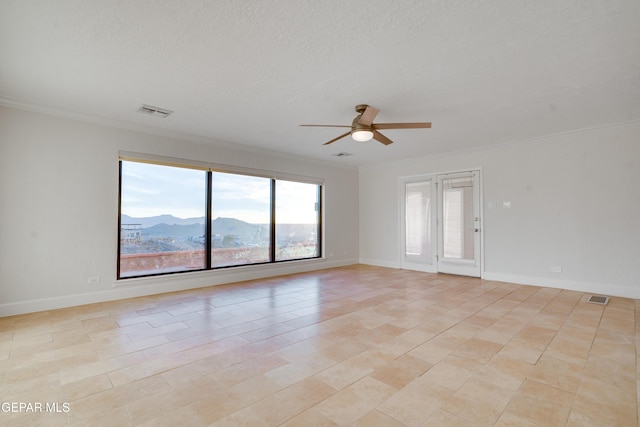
120,224,142,245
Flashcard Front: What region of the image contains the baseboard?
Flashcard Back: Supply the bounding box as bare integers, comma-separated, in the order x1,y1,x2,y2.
358,261,640,299
483,272,640,300
0,258,358,317
358,258,401,269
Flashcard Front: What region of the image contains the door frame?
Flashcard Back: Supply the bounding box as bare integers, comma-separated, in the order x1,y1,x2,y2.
399,169,483,278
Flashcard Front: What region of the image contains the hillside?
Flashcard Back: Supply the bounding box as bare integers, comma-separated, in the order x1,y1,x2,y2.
121,215,315,254
121,214,205,228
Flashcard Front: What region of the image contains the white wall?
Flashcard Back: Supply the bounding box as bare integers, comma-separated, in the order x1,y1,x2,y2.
0,106,359,316
359,121,640,299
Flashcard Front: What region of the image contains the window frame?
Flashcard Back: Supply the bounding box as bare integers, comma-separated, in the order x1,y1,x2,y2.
117,155,323,279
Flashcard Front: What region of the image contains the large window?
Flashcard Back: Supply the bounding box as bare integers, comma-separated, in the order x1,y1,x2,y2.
275,180,321,261
211,172,271,268
118,159,322,279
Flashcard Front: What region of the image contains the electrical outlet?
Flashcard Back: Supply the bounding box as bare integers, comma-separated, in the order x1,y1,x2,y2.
551,266,562,273
88,276,101,284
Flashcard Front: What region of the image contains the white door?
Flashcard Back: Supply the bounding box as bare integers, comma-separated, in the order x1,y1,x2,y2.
436,171,481,277
401,170,481,277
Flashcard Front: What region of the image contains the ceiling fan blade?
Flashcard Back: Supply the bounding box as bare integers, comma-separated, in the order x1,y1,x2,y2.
373,122,431,129
323,131,351,145
300,124,351,128
357,105,379,126
373,130,393,145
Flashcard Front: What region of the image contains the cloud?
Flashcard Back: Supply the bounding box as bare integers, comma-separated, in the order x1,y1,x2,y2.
121,162,320,224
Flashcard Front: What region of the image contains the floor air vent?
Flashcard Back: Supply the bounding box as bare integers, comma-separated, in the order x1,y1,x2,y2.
587,295,609,305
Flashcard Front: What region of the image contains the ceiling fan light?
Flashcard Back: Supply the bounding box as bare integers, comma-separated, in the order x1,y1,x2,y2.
352,130,373,142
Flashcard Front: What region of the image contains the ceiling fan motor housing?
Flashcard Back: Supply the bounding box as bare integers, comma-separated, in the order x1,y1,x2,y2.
352,117,372,132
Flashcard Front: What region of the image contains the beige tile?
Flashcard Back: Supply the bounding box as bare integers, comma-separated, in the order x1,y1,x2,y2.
424,409,476,427
223,373,285,410
419,355,482,391
452,337,503,363
582,355,636,387
0,408,70,426
529,354,584,392
568,396,637,427
442,378,514,425
475,325,521,345
208,406,273,426
2,265,639,427
397,326,439,345
515,325,557,347
369,353,433,390
107,350,191,387
351,409,406,427
314,349,391,390
213,351,289,387
494,412,543,427
70,406,133,427
315,336,371,362
529,312,567,329
56,373,114,402
6,352,98,383
60,351,146,385
544,333,593,364
408,334,467,364
67,374,169,424
280,407,339,427
590,335,636,364
607,296,635,311
316,376,396,425
503,379,574,426
136,404,203,427
476,355,534,391
125,376,219,424
216,377,336,426
264,352,336,387
159,362,204,387
574,375,637,409
495,337,545,365
378,378,455,427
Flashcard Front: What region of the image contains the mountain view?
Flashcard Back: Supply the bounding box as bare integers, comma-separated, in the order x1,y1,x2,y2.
120,215,316,255
121,214,205,228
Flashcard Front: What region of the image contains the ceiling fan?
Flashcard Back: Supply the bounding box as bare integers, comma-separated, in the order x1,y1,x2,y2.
300,104,431,145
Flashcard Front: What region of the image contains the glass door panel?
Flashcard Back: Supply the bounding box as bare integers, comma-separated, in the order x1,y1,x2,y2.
437,171,480,277
401,178,436,272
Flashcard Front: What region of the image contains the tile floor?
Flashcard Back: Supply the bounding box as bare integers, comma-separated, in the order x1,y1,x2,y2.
0,265,638,426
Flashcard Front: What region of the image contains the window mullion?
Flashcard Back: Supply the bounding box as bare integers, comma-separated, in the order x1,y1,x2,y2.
205,171,212,270
117,161,123,278
270,179,276,263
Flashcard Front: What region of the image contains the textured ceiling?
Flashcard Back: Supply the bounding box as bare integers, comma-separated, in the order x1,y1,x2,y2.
1,0,639,166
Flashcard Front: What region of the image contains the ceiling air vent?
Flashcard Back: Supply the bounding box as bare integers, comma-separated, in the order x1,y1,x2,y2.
137,104,173,118
587,295,609,305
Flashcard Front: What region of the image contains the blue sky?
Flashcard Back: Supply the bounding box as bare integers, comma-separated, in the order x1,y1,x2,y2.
121,161,319,224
